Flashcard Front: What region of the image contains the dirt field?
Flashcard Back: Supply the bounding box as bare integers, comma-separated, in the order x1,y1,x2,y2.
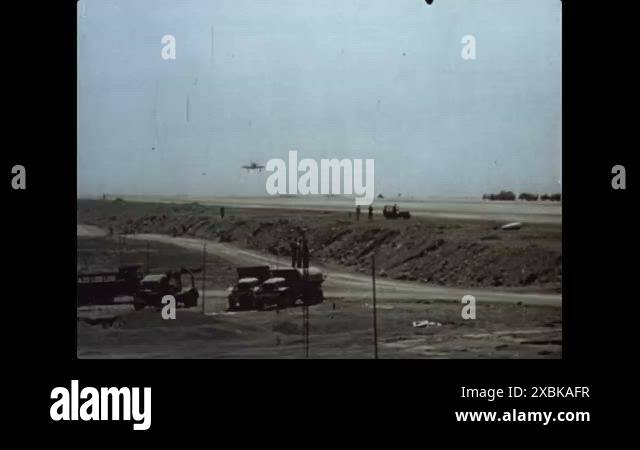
77,198,561,359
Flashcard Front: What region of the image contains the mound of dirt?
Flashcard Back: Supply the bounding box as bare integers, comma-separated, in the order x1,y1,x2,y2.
77,199,561,292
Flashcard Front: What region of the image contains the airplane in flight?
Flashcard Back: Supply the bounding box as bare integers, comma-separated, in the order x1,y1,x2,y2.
242,161,266,172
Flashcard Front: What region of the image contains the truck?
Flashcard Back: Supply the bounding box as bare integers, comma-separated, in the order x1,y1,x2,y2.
382,205,411,219
133,268,199,310
227,265,271,310
227,266,325,311
253,267,325,310
77,264,143,306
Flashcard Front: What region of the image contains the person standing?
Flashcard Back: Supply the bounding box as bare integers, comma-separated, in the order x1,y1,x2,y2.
290,239,299,268
301,236,310,274
220,206,225,220
368,205,373,220
356,205,361,222
297,237,303,268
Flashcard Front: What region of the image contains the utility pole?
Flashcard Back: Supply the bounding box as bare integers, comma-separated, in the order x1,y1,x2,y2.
145,242,150,274
302,305,310,358
372,254,378,359
202,242,207,314
118,235,123,265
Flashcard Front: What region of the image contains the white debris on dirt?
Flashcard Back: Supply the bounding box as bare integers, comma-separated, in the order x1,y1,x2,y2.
412,320,442,328
500,222,523,231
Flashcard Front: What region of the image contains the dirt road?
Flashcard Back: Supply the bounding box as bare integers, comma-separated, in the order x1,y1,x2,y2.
76,224,108,237
127,233,561,307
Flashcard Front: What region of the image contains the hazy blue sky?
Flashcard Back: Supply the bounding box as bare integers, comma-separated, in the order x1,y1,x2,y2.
77,0,561,198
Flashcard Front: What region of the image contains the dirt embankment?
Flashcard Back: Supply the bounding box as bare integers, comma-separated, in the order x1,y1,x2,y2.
78,199,562,292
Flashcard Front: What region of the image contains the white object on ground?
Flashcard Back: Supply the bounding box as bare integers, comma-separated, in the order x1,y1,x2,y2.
500,222,523,230
412,320,442,328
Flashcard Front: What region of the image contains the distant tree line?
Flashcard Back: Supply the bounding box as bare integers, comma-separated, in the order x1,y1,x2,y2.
482,191,561,202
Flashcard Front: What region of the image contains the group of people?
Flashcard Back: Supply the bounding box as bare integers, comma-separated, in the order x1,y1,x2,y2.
290,235,310,269
355,205,375,221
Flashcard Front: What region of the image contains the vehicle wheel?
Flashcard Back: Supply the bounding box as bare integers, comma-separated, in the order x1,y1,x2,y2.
277,294,288,309
133,300,145,311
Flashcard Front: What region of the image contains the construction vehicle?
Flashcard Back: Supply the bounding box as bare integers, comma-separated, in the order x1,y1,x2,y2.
77,264,143,306
227,265,271,310
382,205,411,219
227,266,324,311
133,267,199,310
